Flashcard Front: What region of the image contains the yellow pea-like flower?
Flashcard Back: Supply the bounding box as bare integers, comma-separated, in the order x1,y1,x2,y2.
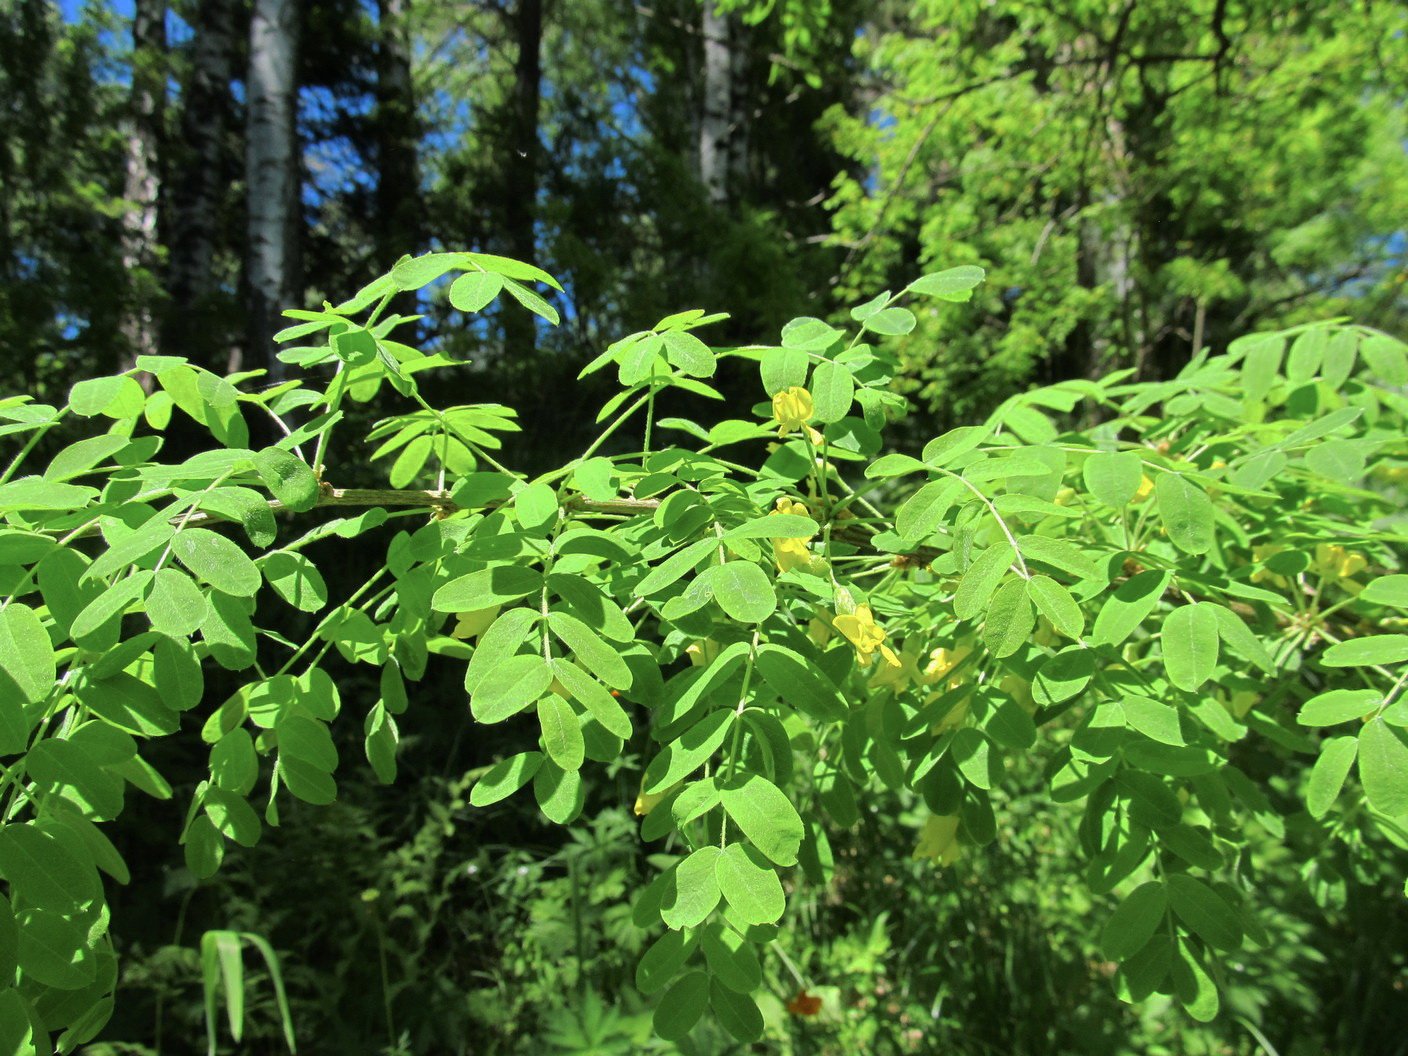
1133,475,1154,503
913,813,962,863
1313,543,1367,583
452,605,501,640
769,496,816,574
833,604,901,668
772,386,814,436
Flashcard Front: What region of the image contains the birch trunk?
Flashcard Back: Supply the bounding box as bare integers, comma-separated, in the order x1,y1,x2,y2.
119,0,166,377
244,0,301,379
699,0,729,206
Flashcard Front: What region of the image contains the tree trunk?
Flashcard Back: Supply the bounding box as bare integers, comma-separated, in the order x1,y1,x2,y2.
244,0,301,379
375,0,419,267
502,0,542,357
119,0,166,378
699,0,730,206
166,0,236,372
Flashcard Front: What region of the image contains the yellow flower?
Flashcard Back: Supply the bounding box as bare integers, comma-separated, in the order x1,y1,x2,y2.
769,496,816,574
832,604,901,667
913,814,963,864
869,640,925,690
1313,544,1367,584
685,639,722,667
1133,475,1154,503
452,605,501,640
921,645,971,687
772,386,813,436
633,777,683,817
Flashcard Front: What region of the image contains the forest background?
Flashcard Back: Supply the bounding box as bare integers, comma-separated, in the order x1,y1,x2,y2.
3,0,1408,1053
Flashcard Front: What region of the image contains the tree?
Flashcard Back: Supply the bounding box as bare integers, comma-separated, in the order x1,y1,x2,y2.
825,0,1408,427
118,0,166,378
245,0,303,378
165,0,240,373
2,252,1406,1050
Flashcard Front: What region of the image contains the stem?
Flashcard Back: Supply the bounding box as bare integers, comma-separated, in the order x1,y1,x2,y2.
934,467,1030,578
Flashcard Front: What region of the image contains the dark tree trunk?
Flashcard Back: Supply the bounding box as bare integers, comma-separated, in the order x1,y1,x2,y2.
375,0,419,271
502,0,542,358
165,0,236,372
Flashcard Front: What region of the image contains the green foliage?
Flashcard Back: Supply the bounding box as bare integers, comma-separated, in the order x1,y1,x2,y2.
0,251,1407,1051
826,0,1408,426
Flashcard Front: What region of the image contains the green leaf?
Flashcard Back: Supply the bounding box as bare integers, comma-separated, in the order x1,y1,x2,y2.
719,775,803,866
1101,881,1167,960
70,374,145,419
661,847,723,928
1031,646,1094,706
952,728,998,789
432,565,543,612
662,330,716,378
547,611,632,689
753,645,846,722
259,552,328,612
1307,736,1357,819
1299,689,1381,726
16,906,96,988
1162,603,1220,691
711,980,765,1043
514,482,559,533
953,543,1015,621
1166,874,1242,951
1321,635,1408,668
636,929,697,996
1359,720,1408,817
26,739,123,820
1027,575,1084,639
634,538,717,597
701,925,761,994
538,695,585,771
1154,474,1215,555
922,425,989,466
551,660,632,738
1240,334,1284,402
910,265,985,301
987,699,1037,750
0,823,101,912
0,603,55,706
173,528,262,597
1212,605,1275,674
146,568,209,637
705,562,776,624
203,787,261,847
210,729,259,796
1123,696,1184,746
253,448,320,512
983,578,1033,658
1362,575,1408,610
723,513,818,540
502,278,560,325
1092,571,1170,648
715,843,785,924
448,271,503,312
653,970,709,1042
1083,451,1143,507
896,478,964,542
184,815,224,879
810,360,854,423
470,751,544,807
643,709,733,794
863,306,916,336
471,654,554,724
